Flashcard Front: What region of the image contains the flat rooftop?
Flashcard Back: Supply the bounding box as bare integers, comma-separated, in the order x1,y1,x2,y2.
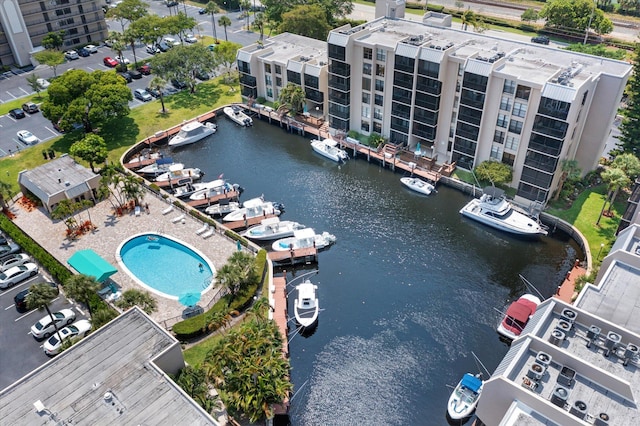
0,307,218,425
242,32,327,67
18,154,97,197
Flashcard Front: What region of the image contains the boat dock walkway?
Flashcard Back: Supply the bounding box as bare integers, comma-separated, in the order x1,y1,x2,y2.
224,213,279,230
186,191,240,208
268,247,318,265
554,260,587,304
271,274,290,415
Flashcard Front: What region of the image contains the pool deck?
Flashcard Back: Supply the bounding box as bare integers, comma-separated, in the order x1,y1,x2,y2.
9,191,237,329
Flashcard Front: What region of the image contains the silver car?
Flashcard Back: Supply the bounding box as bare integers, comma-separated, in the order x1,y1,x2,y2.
0,263,39,289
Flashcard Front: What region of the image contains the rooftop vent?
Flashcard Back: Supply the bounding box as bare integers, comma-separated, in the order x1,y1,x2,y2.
556,319,572,334
557,366,575,387
586,325,601,347
561,308,577,323
604,331,621,356
569,400,588,420
624,343,638,366
550,386,569,408
64,181,70,186
527,362,546,381
549,329,565,347
594,412,610,426
536,352,552,367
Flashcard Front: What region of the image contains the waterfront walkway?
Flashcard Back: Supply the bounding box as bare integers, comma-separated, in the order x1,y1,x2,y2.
553,260,587,304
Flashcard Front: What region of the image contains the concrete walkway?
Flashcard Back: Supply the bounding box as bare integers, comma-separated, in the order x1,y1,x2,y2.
9,191,237,329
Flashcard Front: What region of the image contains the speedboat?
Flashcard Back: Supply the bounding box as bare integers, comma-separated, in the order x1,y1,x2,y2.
497,294,541,340
205,200,241,217
171,179,196,199
125,152,162,169
189,179,239,201
310,138,348,162
241,217,306,241
400,177,435,196
223,105,253,126
168,121,217,148
138,157,180,178
155,164,203,182
447,373,483,420
271,228,336,252
222,196,282,222
459,187,547,237
294,280,319,330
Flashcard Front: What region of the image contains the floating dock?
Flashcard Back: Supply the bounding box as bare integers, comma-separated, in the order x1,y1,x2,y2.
268,247,318,266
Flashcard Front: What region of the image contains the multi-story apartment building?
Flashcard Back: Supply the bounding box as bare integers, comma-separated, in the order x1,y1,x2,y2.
239,3,632,204
0,0,108,67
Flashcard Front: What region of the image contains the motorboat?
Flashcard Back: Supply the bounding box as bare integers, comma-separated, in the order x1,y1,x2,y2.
168,121,217,148
222,196,282,222
155,164,203,182
125,152,162,169
271,228,336,252
497,294,541,340
204,200,241,217
241,217,306,241
138,157,180,178
447,373,483,420
171,179,196,199
294,280,319,330
189,179,239,201
310,138,348,162
459,187,547,237
223,105,253,126
400,177,435,196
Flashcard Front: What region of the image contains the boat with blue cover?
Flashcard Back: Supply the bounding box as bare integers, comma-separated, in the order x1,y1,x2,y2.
447,373,483,420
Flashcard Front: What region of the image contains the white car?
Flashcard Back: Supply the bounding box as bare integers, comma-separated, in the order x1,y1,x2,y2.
134,88,153,102
43,319,92,355
115,56,130,65
31,309,76,339
85,44,98,53
185,34,197,44
64,50,79,60
17,130,40,145
36,78,50,88
0,253,31,272
0,263,39,289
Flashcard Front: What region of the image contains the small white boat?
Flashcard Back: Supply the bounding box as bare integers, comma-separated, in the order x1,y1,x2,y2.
497,294,541,340
205,200,241,217
222,196,282,222
125,152,162,168
168,121,217,148
294,280,319,330
155,164,203,182
241,217,306,241
400,177,435,196
459,187,547,237
171,179,196,198
138,158,180,177
224,105,253,126
447,373,483,420
271,228,336,252
189,179,238,200
310,138,348,162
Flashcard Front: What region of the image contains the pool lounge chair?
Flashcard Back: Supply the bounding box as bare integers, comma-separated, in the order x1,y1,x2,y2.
196,224,209,235
171,214,185,223
162,205,174,215
201,229,214,239
135,206,141,217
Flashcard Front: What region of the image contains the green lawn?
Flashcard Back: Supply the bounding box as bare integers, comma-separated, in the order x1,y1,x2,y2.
183,333,223,367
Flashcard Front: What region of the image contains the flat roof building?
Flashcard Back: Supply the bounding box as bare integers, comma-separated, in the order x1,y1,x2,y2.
0,307,224,425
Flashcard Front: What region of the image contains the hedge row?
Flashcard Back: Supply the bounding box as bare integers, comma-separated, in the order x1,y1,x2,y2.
172,250,268,340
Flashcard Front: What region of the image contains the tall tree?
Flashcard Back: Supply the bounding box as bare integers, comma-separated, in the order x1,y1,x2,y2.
218,15,232,41
115,289,157,314
252,12,266,42
129,14,167,49
106,0,148,32
539,0,613,35
150,44,216,93
597,167,630,224
618,44,640,156
474,160,513,186
277,5,331,40
26,74,44,97
42,31,66,50
64,274,101,318
553,159,581,201
149,75,168,113
212,41,242,82
69,134,108,172
521,8,539,23
32,50,65,77
26,282,64,342
164,12,198,44
204,1,220,43
278,83,306,115
51,199,79,231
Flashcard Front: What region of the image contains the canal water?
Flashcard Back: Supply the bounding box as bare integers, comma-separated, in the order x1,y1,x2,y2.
167,118,580,425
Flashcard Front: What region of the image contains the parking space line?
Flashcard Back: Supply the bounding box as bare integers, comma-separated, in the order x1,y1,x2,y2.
19,87,30,96
75,306,85,316
5,91,16,99
14,296,61,322
87,67,95,71
45,126,58,136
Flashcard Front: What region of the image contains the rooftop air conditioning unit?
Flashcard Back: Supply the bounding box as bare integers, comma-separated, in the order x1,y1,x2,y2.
527,362,546,381
556,319,572,334
594,412,610,426
557,366,576,387
561,308,577,324
586,325,601,347
549,329,565,347
536,352,552,367
605,331,621,356
624,343,638,366
570,400,588,419
550,386,570,408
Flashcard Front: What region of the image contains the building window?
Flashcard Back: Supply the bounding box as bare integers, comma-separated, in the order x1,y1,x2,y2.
265,75,272,85
496,114,508,128
503,79,516,94
361,120,370,132
490,145,502,160
275,65,281,74
362,92,370,104
266,87,273,98
362,105,371,119
494,130,505,144
375,94,384,106
512,102,527,118
264,63,271,73
373,121,382,133
375,79,384,92
363,47,372,60
363,77,371,91
376,64,385,77
503,152,515,166
508,120,523,134
374,107,383,120
276,76,282,87
500,96,512,112
376,48,386,61
515,85,531,100
505,135,519,150
363,63,372,75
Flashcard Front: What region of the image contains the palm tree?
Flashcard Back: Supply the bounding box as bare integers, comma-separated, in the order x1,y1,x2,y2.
149,76,168,114
115,289,157,314
26,282,64,342
216,263,241,299
0,180,13,210
109,32,127,69
64,274,101,318
51,199,78,231
597,167,630,225
249,296,271,324
218,15,232,41
122,174,144,206
240,0,251,30
553,160,580,201
205,1,220,43
278,83,306,115
91,307,119,329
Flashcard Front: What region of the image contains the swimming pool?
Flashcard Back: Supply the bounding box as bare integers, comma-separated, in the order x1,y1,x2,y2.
117,233,215,299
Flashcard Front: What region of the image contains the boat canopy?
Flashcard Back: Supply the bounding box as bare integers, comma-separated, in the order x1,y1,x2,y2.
505,300,534,322
242,197,265,208
461,373,482,393
293,228,316,239
156,157,174,166
482,186,505,198
260,217,281,226
168,163,184,172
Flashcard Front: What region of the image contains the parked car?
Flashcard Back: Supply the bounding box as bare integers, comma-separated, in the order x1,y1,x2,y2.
171,79,187,90
531,35,550,45
64,50,79,60
134,88,153,102
166,0,178,6
198,7,206,14
0,263,39,289
22,102,39,113
0,253,31,272
195,68,210,81
158,41,172,52
0,242,21,260
43,319,92,355
14,282,59,311
36,78,50,89
163,37,179,47
128,69,142,80
78,48,91,57
185,34,197,44
17,130,40,145
9,108,25,119
115,55,130,65
146,44,160,55
85,44,98,53
103,56,118,67
118,72,132,83
31,309,76,339
137,65,151,75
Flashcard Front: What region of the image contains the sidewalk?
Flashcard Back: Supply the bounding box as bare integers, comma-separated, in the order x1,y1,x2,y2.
553,260,586,304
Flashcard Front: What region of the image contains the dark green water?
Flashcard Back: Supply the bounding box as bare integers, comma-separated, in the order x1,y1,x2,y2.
169,117,580,425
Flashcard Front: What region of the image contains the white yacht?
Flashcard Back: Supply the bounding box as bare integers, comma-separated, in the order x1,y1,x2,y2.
222,196,282,222
138,158,180,178
223,106,253,126
271,228,336,252
310,138,348,162
241,217,306,241
189,179,239,201
155,164,203,182
294,280,319,330
459,187,547,237
168,121,217,148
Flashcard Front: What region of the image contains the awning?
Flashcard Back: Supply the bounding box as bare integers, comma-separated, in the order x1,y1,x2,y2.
68,249,117,283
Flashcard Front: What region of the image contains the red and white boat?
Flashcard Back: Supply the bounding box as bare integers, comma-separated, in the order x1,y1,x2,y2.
497,294,541,340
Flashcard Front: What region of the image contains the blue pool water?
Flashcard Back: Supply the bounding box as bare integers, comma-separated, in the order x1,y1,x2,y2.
119,233,214,297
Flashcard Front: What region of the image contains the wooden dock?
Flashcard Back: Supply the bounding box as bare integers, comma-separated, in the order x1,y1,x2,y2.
186,191,240,208
268,247,318,265
271,274,290,415
224,213,279,230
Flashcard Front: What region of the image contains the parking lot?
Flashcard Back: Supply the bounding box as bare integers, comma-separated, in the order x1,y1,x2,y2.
0,239,87,390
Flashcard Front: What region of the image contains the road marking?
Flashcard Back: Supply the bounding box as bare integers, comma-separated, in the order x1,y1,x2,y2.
5,91,16,99
45,126,58,136
19,87,30,96
14,296,60,322
75,306,86,316
87,67,95,71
